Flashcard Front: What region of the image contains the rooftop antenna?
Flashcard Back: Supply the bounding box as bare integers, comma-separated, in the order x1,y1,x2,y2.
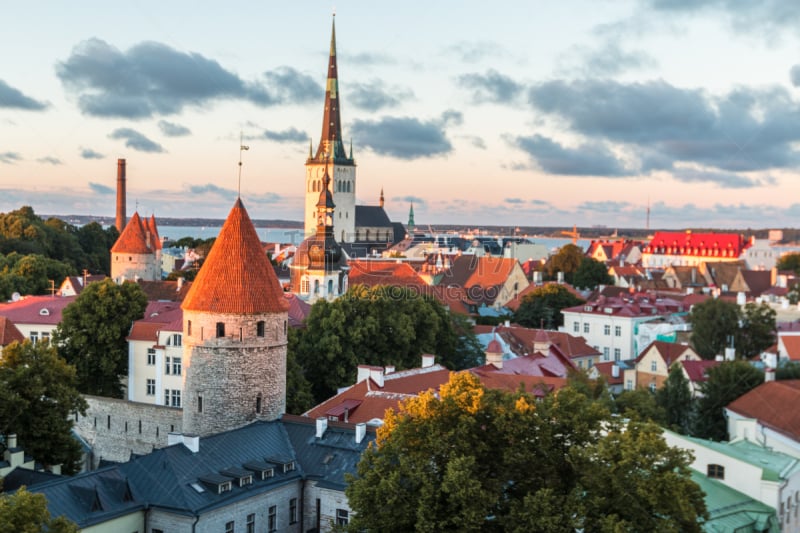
238,132,249,197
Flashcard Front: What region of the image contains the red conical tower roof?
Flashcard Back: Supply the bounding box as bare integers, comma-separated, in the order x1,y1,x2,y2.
111,211,152,254
182,198,288,314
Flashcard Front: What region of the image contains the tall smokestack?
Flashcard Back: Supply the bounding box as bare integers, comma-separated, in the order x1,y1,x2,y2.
115,159,127,233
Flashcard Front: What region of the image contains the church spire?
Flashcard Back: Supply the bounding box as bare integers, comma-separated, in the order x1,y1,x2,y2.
313,16,348,162
408,202,415,233
379,187,384,208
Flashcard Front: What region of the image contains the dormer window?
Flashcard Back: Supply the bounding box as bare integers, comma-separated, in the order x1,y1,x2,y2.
39,308,50,316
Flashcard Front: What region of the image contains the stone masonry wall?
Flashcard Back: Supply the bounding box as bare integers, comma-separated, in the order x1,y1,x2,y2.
75,395,182,467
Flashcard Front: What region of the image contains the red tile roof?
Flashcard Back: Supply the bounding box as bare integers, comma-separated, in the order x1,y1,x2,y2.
592,361,624,385
681,360,719,382
781,336,800,361
0,295,76,326
635,340,696,364
0,317,24,346
442,256,520,291
644,231,748,258
727,380,800,442
137,280,193,302
493,325,601,360
284,293,311,328
111,212,157,254
127,301,183,341
348,260,428,289
182,199,288,314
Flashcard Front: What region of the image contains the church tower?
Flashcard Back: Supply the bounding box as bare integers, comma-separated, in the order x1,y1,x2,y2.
305,16,356,243
181,198,289,437
291,167,348,302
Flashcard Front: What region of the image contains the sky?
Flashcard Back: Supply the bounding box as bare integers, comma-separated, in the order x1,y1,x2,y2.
3,1,800,230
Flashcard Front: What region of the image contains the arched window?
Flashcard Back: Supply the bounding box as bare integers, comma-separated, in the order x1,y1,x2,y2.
216,322,225,338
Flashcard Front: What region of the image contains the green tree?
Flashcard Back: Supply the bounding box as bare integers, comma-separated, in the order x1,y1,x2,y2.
777,360,800,380
0,487,79,533
688,298,740,359
736,302,776,359
513,284,584,329
614,387,666,425
656,362,693,434
545,243,584,283
76,222,117,275
291,285,483,403
285,334,314,414
777,252,800,274
346,373,706,532
572,256,613,290
54,279,148,398
0,341,87,474
692,360,763,441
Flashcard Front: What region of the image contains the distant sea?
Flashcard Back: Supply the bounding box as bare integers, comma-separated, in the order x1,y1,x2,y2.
157,225,592,251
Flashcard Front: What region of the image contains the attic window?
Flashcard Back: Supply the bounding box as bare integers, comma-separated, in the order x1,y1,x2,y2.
584,305,592,312
707,464,724,480
283,461,296,473
39,308,50,316
190,482,206,493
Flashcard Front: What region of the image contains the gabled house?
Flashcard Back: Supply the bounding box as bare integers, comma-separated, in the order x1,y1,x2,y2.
642,231,751,268
680,359,720,397
726,380,800,459
622,341,701,392
480,324,599,371
586,239,643,265
438,255,528,309
0,294,76,344
0,316,24,348
58,274,106,296
348,260,429,289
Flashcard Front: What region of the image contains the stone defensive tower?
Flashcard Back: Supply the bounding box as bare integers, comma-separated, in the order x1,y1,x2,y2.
110,211,161,282
181,198,289,437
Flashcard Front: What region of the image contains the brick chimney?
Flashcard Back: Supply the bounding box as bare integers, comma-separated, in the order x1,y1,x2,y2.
115,159,127,233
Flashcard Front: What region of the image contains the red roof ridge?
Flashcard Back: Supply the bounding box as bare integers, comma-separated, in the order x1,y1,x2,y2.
182,198,288,314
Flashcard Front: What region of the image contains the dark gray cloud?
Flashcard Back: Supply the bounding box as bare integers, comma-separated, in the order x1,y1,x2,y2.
529,199,551,207
57,38,274,118
791,65,800,87
349,80,412,111
262,127,307,143
351,111,459,160
577,200,634,214
576,42,657,77
343,52,396,66
671,167,774,188
37,157,62,165
183,183,282,205
80,148,104,159
527,80,800,178
505,198,526,204
108,128,165,153
0,152,21,164
263,66,322,104
158,120,191,137
510,134,631,177
458,70,523,104
188,183,236,199
88,182,114,194
393,195,425,206
0,79,47,110
644,0,800,35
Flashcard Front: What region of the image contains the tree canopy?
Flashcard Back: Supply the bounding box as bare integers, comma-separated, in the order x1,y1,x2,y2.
0,341,87,474
688,299,775,359
0,487,79,533
346,373,707,532
656,362,694,434
513,284,584,329
54,279,148,398
693,360,764,441
572,256,613,290
290,285,484,403
545,244,584,283
776,252,800,275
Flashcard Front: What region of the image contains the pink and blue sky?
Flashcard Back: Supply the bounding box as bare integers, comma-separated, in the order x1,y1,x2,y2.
2,1,800,229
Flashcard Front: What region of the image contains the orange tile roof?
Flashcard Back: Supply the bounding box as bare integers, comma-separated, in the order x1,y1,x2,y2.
348,260,428,289
111,212,155,254
644,231,748,257
781,336,800,361
0,316,24,346
727,380,800,442
182,198,289,314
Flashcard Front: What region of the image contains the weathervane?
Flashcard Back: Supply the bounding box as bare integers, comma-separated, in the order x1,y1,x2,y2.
238,131,249,197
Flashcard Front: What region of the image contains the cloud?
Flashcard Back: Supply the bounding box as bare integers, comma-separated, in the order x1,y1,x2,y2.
577,200,635,214
158,120,191,137
37,157,62,165
108,128,165,153
505,198,526,205
509,134,632,176
262,127,307,143
88,182,114,194
80,148,104,159
529,199,551,207
351,112,459,160
570,41,657,77
393,195,425,206
349,79,413,111
343,52,396,66
263,66,322,104
643,0,800,37
458,70,523,104
57,38,274,118
791,65,800,87
0,152,22,164
444,41,509,63
187,183,236,198
670,167,774,188
528,79,800,175
0,79,47,110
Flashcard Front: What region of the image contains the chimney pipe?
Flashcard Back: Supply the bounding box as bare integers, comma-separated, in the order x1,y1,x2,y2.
316,417,327,438
355,423,367,444
115,159,127,233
